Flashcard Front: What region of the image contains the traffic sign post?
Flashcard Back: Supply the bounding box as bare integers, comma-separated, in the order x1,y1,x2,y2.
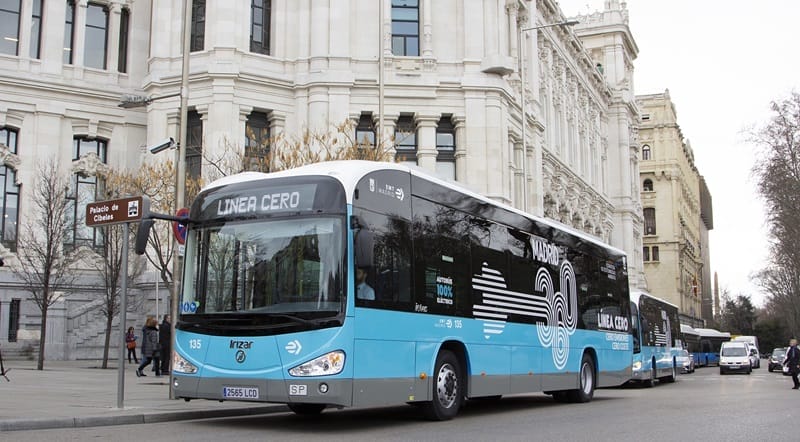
85,195,149,409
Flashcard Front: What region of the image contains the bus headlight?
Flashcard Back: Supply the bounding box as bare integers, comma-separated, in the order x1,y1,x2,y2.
173,352,198,374
632,361,642,371
289,351,345,377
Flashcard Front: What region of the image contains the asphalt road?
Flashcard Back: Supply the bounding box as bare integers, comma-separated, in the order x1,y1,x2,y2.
7,365,799,442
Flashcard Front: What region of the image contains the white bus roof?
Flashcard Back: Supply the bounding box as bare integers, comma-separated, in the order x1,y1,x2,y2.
680,324,698,335
693,328,731,338
202,161,626,256
629,290,679,309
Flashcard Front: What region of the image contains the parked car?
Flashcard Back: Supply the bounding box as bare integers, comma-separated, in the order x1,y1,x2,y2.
769,347,787,372
719,341,752,375
746,344,760,369
676,349,695,373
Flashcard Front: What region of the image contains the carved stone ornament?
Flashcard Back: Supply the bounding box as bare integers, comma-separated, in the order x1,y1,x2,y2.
72,152,110,178
0,143,21,171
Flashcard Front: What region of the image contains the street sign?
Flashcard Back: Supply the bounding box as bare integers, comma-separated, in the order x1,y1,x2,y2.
86,196,146,227
173,207,189,245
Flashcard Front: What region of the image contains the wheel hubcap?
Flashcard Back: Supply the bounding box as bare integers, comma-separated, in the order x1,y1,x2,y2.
580,362,593,394
436,363,458,408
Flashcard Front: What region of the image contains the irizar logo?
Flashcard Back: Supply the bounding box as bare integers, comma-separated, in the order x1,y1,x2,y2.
472,261,577,370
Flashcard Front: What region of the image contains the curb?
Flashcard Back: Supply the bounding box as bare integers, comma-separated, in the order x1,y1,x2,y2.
0,405,286,432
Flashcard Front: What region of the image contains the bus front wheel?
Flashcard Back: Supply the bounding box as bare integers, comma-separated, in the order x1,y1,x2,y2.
422,350,462,421
566,353,596,403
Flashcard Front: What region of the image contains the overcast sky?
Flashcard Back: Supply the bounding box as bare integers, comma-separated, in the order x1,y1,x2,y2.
555,0,800,306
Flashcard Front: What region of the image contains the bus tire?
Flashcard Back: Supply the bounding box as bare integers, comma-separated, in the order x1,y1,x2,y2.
287,403,326,415
660,361,677,383
644,360,656,388
566,353,596,403
422,350,462,421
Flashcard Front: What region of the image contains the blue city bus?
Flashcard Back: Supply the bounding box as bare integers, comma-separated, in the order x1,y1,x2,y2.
692,328,730,366
158,161,632,420
681,324,701,365
629,291,682,386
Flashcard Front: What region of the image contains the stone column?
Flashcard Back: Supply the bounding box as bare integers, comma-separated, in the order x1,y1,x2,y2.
416,115,439,173
453,116,467,182
18,0,33,61
107,2,122,73
72,0,89,76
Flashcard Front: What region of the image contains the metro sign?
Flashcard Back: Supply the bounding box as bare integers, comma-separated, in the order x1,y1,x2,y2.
85,196,146,227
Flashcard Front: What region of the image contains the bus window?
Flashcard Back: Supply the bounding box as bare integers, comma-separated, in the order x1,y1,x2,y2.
353,208,412,308
630,302,641,353
412,197,470,315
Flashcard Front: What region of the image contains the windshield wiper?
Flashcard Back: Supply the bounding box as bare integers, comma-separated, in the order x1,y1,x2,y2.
262,313,322,327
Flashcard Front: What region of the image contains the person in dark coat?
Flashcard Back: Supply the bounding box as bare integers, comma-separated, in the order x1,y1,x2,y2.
136,317,161,377
159,314,171,374
785,338,800,389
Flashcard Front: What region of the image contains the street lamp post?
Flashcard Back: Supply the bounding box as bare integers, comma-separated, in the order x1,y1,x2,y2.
119,0,191,400
517,19,579,213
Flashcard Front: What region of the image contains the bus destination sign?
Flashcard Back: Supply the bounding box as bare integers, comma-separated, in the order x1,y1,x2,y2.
86,196,145,227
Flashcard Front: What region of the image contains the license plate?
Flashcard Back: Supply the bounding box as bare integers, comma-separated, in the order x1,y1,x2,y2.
222,386,259,399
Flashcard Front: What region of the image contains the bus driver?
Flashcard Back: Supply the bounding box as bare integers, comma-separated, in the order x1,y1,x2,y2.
355,267,375,300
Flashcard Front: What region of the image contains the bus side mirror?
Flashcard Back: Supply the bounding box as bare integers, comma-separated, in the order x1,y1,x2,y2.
354,228,374,268
135,219,155,255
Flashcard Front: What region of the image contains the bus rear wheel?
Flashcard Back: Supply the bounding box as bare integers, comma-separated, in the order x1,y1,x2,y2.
288,403,326,415
566,353,596,403
422,350,462,421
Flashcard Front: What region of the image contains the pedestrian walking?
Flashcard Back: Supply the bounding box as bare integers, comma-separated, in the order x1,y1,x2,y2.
125,327,139,363
136,317,161,377
784,338,800,389
159,314,171,374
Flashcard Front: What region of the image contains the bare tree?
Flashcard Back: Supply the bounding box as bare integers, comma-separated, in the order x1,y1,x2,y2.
202,120,396,182
116,162,178,292
11,160,80,370
750,92,800,333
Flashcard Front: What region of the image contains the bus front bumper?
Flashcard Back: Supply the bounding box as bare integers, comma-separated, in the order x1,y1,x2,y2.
172,374,354,407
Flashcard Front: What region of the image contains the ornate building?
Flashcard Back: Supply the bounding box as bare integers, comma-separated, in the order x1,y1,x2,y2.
0,0,644,359
637,90,710,324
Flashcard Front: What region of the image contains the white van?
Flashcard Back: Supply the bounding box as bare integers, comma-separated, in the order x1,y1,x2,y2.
719,341,752,375
732,336,760,368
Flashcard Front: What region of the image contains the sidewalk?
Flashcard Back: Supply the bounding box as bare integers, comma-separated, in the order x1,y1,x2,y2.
0,359,285,432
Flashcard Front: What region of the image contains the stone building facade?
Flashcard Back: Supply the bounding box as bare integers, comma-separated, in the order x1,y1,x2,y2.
637,90,710,324
0,0,644,359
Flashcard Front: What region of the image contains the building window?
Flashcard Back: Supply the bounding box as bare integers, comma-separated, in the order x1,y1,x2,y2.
643,207,656,235
0,0,20,56
391,0,419,56
186,110,203,187
0,127,19,251
643,246,650,262
250,0,270,55
652,246,660,261
436,115,456,181
84,3,108,69
641,144,651,161
191,0,206,52
355,113,375,147
8,298,20,342
30,0,43,59
245,111,270,171
395,114,417,164
643,178,653,192
64,0,75,64
67,138,107,248
118,7,129,72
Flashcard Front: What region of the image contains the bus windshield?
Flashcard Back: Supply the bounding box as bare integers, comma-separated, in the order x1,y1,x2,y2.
181,216,345,319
